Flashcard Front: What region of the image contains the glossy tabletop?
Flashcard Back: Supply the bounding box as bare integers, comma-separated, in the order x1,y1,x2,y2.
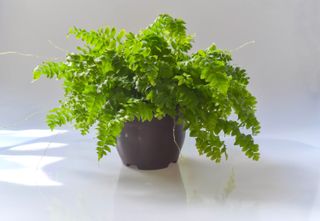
0,128,319,221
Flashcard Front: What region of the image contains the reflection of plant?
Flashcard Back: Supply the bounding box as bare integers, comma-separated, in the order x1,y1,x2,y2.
223,168,236,199
33,14,260,162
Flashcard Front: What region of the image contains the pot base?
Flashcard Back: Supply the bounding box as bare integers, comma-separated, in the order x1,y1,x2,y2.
124,161,178,170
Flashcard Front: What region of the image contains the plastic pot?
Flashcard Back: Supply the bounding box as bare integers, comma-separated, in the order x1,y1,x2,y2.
116,116,185,170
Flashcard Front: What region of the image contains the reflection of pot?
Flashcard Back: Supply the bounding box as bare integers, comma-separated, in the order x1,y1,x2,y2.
116,116,185,170
113,165,186,221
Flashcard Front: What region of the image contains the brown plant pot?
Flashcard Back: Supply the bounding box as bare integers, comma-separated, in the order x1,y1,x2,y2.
116,116,185,170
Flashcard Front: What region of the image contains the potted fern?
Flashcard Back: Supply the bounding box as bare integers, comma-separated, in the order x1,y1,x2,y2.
33,14,260,170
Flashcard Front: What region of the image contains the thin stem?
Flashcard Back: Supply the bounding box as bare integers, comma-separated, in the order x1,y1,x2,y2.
0,51,62,60
231,40,255,52
0,40,67,60
0,111,44,129
48,40,69,53
0,51,42,58
172,117,181,154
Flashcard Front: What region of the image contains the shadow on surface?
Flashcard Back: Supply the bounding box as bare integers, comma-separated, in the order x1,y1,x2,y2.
178,138,320,208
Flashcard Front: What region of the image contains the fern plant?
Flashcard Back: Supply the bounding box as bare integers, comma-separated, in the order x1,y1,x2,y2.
33,14,261,162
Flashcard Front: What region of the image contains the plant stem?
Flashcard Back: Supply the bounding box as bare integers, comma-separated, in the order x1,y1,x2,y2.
172,117,181,154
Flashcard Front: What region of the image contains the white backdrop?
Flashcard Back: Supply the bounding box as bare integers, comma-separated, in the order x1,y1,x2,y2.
1,2,320,220
1,0,320,134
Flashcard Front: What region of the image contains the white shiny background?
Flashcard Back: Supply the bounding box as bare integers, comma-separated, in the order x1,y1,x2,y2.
0,0,320,220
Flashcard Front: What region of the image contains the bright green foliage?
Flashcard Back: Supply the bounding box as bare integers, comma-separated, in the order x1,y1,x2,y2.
33,14,261,162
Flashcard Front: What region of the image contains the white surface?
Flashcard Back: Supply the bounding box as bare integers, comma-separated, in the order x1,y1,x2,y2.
1,0,320,220
0,129,320,221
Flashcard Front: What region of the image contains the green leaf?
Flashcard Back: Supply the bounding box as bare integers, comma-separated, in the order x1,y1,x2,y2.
117,29,126,41
33,62,66,80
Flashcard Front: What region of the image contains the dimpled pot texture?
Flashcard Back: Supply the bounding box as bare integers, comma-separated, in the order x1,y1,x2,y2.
116,116,185,170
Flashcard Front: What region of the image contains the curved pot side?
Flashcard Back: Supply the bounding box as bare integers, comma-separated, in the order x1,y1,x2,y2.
116,116,185,170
